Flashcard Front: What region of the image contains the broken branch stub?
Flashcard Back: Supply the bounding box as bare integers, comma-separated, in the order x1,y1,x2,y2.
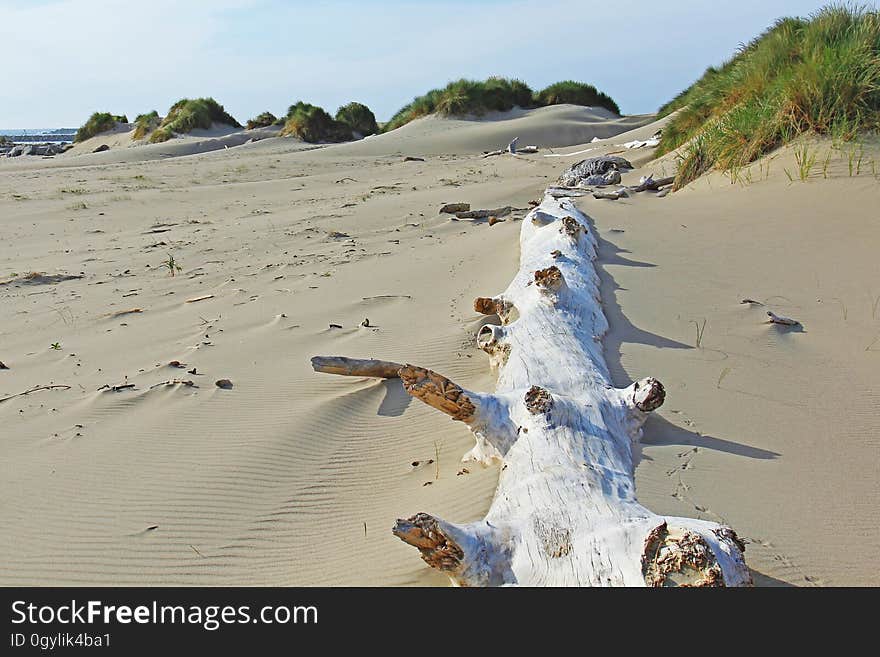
311,189,751,587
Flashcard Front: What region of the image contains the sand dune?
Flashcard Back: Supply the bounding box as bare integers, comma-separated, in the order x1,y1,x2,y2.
0,106,877,586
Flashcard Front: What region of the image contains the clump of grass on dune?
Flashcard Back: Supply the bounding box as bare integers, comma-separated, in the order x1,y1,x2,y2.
335,102,378,136
149,98,241,143
382,76,619,133
383,77,535,132
656,4,880,189
132,111,160,140
245,111,278,129
74,112,129,142
534,80,621,115
279,102,352,142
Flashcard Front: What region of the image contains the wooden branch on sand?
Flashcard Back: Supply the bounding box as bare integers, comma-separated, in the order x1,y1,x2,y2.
310,356,404,379
311,189,751,587
0,384,71,404
627,175,676,193
482,137,539,158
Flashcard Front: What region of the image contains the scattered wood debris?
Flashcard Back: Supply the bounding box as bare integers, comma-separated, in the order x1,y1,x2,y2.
168,360,186,368
185,295,214,303
361,318,371,327
403,156,425,162
627,174,675,193
439,202,470,214
593,189,628,200
149,379,196,389
329,323,343,329
110,307,142,318
0,361,8,370
767,311,801,326
215,379,233,389
0,384,71,404
488,216,504,226
741,298,764,306
98,383,135,392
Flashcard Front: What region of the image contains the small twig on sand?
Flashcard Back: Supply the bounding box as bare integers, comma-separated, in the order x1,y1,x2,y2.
186,295,214,304
740,298,764,306
0,384,71,404
767,311,800,326
149,379,197,389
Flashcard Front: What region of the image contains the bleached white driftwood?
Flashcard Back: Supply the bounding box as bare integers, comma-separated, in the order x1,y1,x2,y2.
313,193,751,587
766,311,800,326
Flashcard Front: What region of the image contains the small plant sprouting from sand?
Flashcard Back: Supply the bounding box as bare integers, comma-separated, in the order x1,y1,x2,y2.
692,319,708,348
162,254,183,276
433,441,441,480
822,150,832,178
831,297,848,321
50,342,61,350
59,187,87,195
717,367,732,389
67,201,88,211
794,143,817,181
871,293,880,319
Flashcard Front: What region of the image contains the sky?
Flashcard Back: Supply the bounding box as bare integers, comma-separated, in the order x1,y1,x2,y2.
0,0,867,127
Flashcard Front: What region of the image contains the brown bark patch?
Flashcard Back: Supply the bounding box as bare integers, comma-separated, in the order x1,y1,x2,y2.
534,266,563,291
560,215,585,238
642,522,725,587
393,513,464,572
524,385,553,415
399,365,476,422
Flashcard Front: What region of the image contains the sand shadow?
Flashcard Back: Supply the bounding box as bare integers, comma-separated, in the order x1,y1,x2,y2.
585,216,692,388
750,568,797,587
377,379,412,417
582,212,779,462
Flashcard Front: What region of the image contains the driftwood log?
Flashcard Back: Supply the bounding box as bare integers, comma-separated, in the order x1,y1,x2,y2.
312,192,751,587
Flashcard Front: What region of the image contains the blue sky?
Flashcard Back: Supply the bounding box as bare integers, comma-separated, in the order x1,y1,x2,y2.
0,0,866,127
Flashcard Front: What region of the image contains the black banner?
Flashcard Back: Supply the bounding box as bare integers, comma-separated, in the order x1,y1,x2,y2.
0,587,863,651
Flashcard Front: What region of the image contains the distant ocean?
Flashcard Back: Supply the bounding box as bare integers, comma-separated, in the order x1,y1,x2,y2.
0,128,77,144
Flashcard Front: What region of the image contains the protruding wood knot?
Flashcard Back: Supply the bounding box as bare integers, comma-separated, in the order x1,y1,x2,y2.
474,296,513,323
560,215,585,239
550,249,563,259
399,364,476,422
477,324,503,350
524,385,553,416
712,526,747,555
641,522,725,587
392,513,464,572
534,266,563,292
632,377,665,412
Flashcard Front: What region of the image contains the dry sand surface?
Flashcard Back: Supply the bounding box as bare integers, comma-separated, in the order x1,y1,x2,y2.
0,104,877,585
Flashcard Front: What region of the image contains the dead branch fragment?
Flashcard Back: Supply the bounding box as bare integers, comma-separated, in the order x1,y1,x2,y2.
0,384,72,404
627,175,676,193
311,356,404,379
439,203,470,214
767,311,800,326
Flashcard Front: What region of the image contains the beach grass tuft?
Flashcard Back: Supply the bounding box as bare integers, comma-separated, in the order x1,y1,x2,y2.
74,112,129,142
149,98,241,143
534,80,621,115
245,111,278,130
657,4,880,189
382,76,619,133
279,102,352,143
132,111,160,140
335,102,378,136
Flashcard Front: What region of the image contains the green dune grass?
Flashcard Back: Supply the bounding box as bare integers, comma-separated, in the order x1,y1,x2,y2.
74,112,129,143
382,77,620,133
149,98,241,144
245,111,278,130
656,4,880,189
